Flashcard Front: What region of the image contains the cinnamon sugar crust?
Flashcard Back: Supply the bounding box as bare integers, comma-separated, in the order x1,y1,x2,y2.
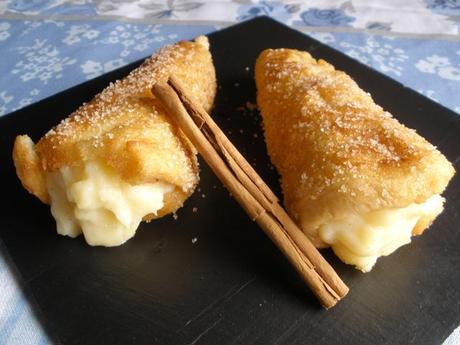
255,48,455,247
13,36,216,218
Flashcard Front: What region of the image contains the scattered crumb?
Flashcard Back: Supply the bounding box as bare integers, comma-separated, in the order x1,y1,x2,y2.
192,207,198,213
245,101,257,111
239,129,244,134
192,237,198,244
234,82,240,87
201,194,206,198
173,213,178,220
253,133,258,138
245,66,250,71
212,185,217,189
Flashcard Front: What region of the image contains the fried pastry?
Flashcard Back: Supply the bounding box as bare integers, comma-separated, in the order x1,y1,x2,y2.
255,48,455,272
13,36,216,246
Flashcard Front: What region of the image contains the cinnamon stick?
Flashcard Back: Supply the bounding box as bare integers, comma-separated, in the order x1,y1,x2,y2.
151,76,349,308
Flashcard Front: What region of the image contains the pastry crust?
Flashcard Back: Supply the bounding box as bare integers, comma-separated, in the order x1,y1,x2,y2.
255,48,455,247
13,36,216,218
13,135,49,204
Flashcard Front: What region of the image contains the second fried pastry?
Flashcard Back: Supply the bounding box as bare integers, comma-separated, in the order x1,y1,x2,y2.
255,48,454,272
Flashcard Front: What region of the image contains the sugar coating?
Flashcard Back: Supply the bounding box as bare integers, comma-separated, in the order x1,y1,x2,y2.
12,36,216,224
36,36,216,199
255,48,454,246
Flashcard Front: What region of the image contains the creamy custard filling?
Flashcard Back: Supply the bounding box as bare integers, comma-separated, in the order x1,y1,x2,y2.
318,195,444,272
46,161,173,247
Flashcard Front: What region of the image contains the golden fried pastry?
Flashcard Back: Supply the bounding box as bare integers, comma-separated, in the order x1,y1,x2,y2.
13,36,216,246
255,48,455,272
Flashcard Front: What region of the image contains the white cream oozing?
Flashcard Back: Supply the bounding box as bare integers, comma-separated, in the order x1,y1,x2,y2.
46,161,173,246
318,195,444,272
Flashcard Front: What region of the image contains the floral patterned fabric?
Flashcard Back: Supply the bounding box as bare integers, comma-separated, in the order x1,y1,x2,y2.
0,1,459,116
0,19,215,114
0,1,459,345
1,0,460,35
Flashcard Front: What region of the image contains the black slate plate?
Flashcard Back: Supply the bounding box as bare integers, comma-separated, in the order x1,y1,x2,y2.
1,17,459,345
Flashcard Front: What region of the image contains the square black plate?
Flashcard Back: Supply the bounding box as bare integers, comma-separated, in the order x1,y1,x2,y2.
1,17,459,345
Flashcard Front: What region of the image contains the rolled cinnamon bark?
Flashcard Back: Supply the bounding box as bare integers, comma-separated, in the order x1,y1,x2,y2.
152,76,349,308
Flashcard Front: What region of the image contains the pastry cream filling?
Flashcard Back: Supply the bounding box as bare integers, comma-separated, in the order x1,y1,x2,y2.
318,195,444,272
46,161,173,247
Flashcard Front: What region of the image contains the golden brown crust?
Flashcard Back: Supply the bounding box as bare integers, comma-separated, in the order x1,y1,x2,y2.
255,48,455,246
13,135,49,204
13,36,216,216
413,213,438,236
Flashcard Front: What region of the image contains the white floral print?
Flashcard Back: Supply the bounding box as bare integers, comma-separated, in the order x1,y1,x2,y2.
308,32,336,44
81,58,126,79
0,91,13,114
12,39,77,84
0,22,10,41
97,24,163,58
80,60,102,79
417,89,439,102
415,55,460,81
340,37,408,76
63,24,100,45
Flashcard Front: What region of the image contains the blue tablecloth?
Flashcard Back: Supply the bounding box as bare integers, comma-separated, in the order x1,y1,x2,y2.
1,1,459,344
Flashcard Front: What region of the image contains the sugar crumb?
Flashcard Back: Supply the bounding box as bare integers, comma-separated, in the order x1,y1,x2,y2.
245,101,256,111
